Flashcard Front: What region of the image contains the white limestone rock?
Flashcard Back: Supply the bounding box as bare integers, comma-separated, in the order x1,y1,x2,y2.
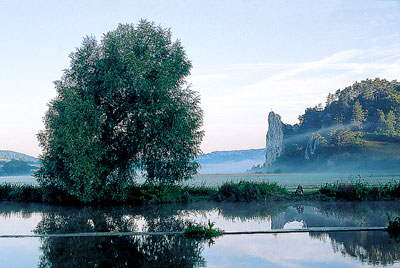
265,112,284,166
305,133,322,160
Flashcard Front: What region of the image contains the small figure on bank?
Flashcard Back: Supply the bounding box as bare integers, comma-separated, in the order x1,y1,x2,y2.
296,184,303,195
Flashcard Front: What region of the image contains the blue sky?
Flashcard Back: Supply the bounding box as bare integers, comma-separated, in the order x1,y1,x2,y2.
1,0,399,156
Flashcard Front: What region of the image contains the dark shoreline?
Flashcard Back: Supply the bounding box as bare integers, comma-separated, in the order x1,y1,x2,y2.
1,180,400,206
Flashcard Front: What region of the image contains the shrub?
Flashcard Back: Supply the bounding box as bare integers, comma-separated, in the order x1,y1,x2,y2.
387,216,400,235
184,220,223,238
138,184,216,204
217,181,289,202
0,184,42,202
319,180,400,201
140,184,186,204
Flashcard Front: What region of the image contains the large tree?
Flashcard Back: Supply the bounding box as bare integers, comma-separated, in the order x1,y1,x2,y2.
36,21,204,202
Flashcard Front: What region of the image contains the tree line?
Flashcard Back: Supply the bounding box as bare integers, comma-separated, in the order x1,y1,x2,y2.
283,78,400,159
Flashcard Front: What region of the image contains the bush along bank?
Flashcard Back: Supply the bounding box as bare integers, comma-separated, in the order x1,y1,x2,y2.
1,180,400,205
0,183,217,205
216,181,290,202
318,180,400,201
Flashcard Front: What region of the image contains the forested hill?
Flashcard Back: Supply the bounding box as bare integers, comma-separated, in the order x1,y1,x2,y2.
256,78,400,173
0,151,39,176
292,78,400,134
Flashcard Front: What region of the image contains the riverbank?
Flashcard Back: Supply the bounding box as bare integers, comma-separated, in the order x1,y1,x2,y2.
1,180,400,205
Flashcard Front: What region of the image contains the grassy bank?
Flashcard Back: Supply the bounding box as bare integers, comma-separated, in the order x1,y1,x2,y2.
0,180,400,205
0,183,217,205
216,181,289,201
318,180,400,201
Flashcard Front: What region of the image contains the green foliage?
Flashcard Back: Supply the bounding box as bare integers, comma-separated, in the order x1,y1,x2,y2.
138,184,216,204
0,183,42,202
0,183,216,205
3,180,400,204
328,127,365,151
286,144,304,158
351,100,367,129
36,21,204,203
1,160,33,175
217,181,289,202
294,78,400,154
140,184,189,203
184,220,223,238
386,111,397,133
387,216,400,235
314,133,328,146
319,180,400,201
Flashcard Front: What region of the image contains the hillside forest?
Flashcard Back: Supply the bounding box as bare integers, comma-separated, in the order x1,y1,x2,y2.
261,78,400,172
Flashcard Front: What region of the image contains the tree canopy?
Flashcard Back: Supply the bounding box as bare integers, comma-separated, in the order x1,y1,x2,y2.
36,21,204,202
296,78,400,134
277,78,400,164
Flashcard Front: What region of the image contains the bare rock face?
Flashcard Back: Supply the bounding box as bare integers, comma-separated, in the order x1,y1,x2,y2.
265,112,284,166
305,133,322,160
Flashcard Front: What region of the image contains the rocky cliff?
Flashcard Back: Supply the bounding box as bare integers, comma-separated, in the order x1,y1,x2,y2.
265,112,284,166
305,133,323,160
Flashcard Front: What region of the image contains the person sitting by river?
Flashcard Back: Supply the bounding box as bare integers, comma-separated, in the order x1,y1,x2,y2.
295,184,303,195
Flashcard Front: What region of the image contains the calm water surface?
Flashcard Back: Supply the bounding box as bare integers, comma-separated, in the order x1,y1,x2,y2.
0,201,400,267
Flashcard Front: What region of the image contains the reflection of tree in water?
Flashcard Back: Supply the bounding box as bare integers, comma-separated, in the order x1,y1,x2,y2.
311,231,400,266
0,202,57,219
214,201,289,222
34,207,206,268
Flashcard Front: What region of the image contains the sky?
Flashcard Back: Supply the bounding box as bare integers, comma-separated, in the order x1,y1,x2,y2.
0,0,400,157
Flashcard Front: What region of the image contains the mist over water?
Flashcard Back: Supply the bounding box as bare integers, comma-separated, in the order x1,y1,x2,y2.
0,175,37,184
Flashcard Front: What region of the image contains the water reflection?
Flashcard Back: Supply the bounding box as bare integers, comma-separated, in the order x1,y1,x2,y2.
35,207,206,268
0,201,400,267
311,231,400,266
36,236,205,267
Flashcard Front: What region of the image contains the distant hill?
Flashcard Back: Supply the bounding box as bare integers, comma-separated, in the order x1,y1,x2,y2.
0,149,266,175
198,149,266,174
0,150,39,164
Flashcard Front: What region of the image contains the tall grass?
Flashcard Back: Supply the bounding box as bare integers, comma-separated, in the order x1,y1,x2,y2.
217,181,289,202
0,183,217,205
1,179,400,205
318,180,400,201
0,183,42,202
137,184,217,204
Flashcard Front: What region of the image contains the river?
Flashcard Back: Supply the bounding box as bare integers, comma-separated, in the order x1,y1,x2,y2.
0,200,399,267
